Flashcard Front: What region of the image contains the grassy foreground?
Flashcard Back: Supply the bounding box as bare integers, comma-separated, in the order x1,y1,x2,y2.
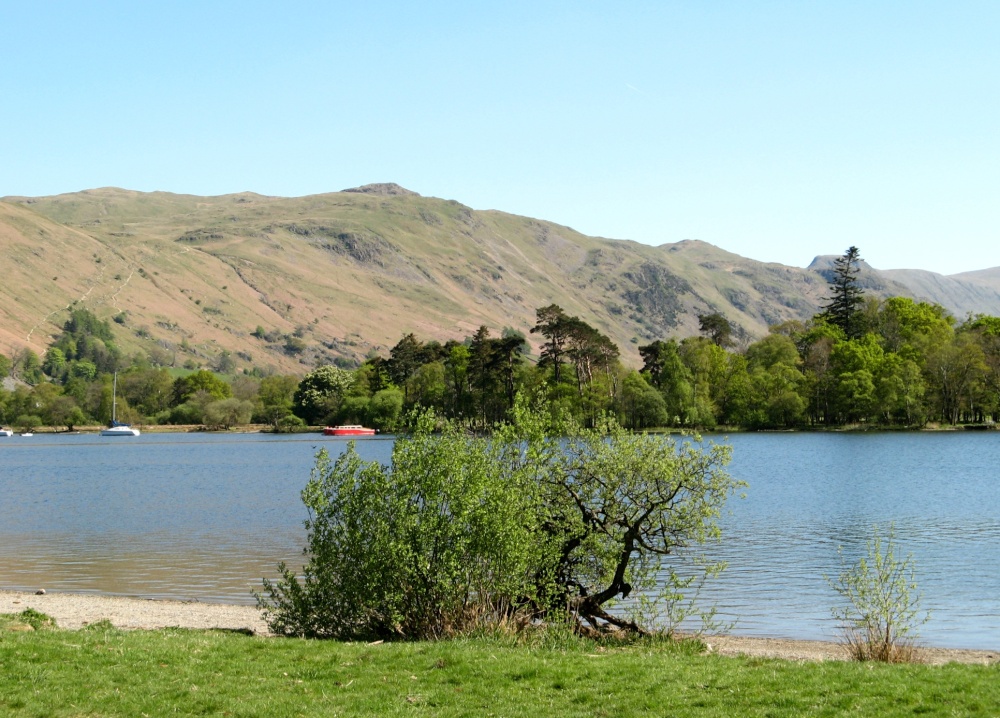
1,614,997,717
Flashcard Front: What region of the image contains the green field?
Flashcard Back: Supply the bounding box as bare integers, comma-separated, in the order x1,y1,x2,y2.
1,614,997,717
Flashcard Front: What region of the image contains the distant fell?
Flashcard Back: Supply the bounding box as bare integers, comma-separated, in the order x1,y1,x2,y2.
2,186,998,374
881,268,1000,319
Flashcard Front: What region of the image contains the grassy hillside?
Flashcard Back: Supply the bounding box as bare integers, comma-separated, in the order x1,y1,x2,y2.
0,200,133,357
3,184,995,373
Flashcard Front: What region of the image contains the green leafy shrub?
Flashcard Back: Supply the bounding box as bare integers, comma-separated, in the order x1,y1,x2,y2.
829,524,929,662
15,414,42,433
274,414,306,432
203,398,254,429
257,412,542,639
258,398,739,640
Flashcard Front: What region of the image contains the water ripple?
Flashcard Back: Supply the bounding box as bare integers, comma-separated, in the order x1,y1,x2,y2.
2,432,999,648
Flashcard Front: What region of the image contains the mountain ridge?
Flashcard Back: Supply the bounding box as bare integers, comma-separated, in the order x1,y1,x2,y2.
2,186,998,373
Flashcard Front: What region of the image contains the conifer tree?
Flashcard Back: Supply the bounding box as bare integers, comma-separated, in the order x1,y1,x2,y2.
820,246,866,339
531,304,572,383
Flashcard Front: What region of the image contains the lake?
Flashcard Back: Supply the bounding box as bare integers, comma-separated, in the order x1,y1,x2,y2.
0,431,997,649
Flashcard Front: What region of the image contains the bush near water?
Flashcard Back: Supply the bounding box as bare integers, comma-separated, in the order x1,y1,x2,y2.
256,398,739,639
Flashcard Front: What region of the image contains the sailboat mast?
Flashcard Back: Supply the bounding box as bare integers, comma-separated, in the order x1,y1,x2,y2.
112,372,117,424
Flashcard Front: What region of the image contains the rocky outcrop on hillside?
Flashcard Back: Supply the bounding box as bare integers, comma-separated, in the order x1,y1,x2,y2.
807,255,910,295
341,183,420,197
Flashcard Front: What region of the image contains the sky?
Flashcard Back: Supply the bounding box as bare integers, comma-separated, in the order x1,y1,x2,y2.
2,1,999,275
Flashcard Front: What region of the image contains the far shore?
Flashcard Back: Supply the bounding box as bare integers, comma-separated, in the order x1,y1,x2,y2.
9,422,1000,437
1,589,996,665
3,424,306,435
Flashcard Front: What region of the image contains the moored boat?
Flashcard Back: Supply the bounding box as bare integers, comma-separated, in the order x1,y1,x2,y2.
101,424,141,437
0,428,12,437
323,425,376,436
101,373,141,437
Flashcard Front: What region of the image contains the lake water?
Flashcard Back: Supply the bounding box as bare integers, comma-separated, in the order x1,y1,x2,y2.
703,432,1000,650
0,431,997,649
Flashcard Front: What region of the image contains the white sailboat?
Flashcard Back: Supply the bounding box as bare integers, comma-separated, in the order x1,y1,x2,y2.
101,373,140,437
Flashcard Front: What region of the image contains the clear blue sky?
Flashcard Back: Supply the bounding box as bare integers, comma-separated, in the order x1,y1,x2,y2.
3,1,999,274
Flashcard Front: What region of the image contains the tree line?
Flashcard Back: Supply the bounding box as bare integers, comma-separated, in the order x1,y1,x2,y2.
3,247,1000,432
304,247,1000,430
0,309,299,432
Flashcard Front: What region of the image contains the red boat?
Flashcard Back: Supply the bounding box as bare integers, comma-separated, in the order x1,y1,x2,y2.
323,425,377,437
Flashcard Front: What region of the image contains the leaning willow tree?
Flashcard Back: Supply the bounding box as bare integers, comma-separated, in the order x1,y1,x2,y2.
257,398,740,639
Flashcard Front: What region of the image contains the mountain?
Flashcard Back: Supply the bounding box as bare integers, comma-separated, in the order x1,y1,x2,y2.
1,185,997,372
881,268,1000,319
951,267,1000,288
805,255,914,296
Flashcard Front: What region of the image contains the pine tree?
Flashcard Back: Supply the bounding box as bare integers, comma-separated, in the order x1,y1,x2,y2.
530,304,572,383
698,312,735,347
820,246,865,339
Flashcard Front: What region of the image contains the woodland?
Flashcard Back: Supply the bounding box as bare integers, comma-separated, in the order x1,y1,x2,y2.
2,248,1000,433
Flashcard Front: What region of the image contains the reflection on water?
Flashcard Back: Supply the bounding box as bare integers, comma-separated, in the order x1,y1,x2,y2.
0,433,394,604
1,431,998,649
0,535,297,600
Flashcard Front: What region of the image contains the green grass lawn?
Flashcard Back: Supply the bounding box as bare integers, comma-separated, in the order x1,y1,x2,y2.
1,613,997,717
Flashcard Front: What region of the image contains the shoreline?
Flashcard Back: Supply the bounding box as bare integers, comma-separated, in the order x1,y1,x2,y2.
2,590,996,665
9,421,999,436
0,589,269,636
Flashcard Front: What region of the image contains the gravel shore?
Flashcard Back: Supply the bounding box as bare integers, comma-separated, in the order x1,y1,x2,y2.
2,589,997,665
705,635,999,665
0,590,269,635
